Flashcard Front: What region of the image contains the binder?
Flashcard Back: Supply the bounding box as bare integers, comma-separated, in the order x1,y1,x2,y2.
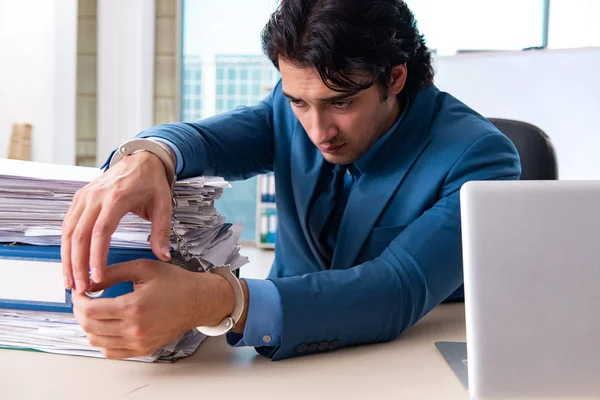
261,175,269,203
260,213,269,243
267,214,277,243
268,174,276,203
0,244,156,313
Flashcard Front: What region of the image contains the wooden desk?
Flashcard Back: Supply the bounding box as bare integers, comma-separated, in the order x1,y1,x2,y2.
0,303,468,400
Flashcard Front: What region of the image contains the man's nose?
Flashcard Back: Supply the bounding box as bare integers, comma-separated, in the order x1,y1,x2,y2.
310,113,336,144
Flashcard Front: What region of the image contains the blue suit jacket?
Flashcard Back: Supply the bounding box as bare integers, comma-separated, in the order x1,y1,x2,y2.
139,82,521,360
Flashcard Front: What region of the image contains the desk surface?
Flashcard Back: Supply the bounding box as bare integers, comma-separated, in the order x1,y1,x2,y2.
0,303,468,400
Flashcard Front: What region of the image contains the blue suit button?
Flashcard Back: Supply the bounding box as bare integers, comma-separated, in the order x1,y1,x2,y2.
318,341,329,351
307,343,319,353
328,340,340,350
295,343,308,353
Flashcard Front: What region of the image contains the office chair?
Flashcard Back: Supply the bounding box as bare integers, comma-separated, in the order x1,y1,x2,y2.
444,118,559,304
488,118,559,180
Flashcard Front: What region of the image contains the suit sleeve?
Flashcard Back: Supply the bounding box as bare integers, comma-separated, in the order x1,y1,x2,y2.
266,132,522,360
134,82,278,181
225,279,283,348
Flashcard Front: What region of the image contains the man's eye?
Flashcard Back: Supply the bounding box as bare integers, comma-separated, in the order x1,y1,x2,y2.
288,99,306,107
331,101,353,109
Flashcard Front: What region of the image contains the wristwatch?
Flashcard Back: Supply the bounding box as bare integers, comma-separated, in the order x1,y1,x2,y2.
196,264,245,336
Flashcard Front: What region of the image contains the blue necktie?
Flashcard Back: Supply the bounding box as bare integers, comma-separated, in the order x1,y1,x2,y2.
308,164,355,263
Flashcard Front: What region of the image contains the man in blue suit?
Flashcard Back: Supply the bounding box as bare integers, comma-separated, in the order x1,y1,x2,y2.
62,0,521,361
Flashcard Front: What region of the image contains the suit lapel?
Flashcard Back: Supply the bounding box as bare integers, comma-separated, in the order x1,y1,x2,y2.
290,121,332,268
331,86,438,270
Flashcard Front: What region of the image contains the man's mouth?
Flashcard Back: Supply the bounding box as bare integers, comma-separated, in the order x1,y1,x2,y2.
319,143,346,154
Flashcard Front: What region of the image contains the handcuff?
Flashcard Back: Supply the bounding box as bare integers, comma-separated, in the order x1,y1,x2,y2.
108,138,177,192
87,138,245,336
182,259,245,336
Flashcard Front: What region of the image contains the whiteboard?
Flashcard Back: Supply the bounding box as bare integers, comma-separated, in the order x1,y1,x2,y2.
433,47,600,180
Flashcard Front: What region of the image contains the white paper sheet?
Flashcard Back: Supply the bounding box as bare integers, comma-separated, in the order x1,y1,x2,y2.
0,310,206,362
0,159,250,362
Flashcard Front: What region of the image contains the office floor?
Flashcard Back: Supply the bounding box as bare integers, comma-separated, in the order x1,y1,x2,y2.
237,245,274,279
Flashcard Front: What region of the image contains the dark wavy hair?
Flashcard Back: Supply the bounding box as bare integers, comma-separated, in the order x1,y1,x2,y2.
261,0,434,101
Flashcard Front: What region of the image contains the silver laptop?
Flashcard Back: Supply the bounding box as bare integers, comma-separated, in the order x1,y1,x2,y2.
438,180,600,399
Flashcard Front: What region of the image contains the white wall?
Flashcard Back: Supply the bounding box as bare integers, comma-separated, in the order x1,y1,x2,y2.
433,47,600,180
0,0,77,165
96,0,155,164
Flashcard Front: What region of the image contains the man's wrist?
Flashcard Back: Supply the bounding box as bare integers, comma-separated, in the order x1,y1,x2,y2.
212,275,248,334
149,139,177,171
145,137,184,175
232,279,249,334
126,151,173,192
109,138,176,190
145,140,177,186
193,273,248,333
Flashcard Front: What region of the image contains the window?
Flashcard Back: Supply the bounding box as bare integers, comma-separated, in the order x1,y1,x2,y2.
227,69,236,81
409,0,599,53
407,0,546,55
252,84,261,96
181,0,279,241
181,55,202,119
548,0,600,48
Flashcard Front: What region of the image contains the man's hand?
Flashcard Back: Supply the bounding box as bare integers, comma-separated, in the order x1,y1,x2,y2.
61,151,173,294
72,259,245,360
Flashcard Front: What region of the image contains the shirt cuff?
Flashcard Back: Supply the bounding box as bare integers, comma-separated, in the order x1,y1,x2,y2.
147,137,184,175
226,278,282,348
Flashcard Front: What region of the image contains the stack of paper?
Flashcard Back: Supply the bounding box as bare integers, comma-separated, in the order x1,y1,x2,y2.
0,309,205,362
0,158,249,362
0,158,248,270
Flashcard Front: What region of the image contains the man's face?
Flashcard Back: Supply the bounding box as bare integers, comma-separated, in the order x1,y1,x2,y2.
279,59,401,165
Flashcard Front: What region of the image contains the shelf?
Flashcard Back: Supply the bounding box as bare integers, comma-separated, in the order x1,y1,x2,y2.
256,174,277,249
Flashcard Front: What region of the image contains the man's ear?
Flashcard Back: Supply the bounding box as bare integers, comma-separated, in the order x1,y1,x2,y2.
387,64,408,97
